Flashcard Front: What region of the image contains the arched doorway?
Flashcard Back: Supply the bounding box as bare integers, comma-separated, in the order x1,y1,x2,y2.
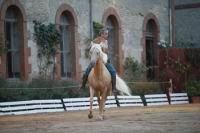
5,6,21,78
55,4,80,80
142,14,160,81
102,7,124,75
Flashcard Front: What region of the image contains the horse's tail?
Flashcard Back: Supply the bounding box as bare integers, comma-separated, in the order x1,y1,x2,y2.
116,75,131,96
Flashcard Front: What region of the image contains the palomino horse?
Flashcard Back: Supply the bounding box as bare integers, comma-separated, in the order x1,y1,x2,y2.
88,43,131,120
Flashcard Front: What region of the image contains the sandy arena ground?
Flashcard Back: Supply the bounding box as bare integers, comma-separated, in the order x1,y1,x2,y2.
0,104,200,133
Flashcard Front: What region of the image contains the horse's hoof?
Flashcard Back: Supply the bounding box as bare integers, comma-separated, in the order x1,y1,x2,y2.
98,115,104,121
88,113,93,119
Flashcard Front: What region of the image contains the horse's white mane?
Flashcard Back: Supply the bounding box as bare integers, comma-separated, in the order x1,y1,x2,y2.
90,43,102,52
90,42,108,64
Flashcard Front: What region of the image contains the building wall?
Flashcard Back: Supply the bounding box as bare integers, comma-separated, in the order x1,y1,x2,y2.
0,0,170,80
18,0,91,78
174,0,200,47
92,0,169,61
175,0,200,5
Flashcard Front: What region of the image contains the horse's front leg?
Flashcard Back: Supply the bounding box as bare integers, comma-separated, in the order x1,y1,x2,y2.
88,86,94,119
99,87,107,120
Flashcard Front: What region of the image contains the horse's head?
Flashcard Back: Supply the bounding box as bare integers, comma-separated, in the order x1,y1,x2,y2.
89,43,102,65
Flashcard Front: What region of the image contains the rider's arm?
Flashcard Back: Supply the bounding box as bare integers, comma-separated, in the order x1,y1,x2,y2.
93,37,108,53
93,37,102,44
101,40,108,54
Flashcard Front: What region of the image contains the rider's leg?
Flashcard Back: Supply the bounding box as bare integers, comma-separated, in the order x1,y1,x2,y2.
80,62,95,89
105,63,120,107
105,63,117,93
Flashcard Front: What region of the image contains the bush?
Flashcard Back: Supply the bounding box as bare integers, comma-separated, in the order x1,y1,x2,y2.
127,82,166,106
123,56,147,81
93,21,103,38
0,76,7,88
185,49,200,68
186,81,200,97
128,82,164,96
0,78,89,102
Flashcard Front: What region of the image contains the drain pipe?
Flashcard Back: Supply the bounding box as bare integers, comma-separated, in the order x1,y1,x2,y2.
168,0,173,46
89,0,93,39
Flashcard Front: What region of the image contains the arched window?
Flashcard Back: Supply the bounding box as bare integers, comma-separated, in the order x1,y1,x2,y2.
60,12,72,78
102,7,124,75
5,6,21,78
55,4,80,80
145,19,157,80
106,16,116,67
0,0,30,80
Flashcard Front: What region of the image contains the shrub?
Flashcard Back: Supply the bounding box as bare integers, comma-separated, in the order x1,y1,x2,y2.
186,81,200,97
128,82,164,96
123,56,147,81
0,78,89,102
0,76,7,88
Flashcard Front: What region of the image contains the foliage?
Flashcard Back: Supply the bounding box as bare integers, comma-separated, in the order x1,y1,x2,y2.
0,46,7,56
164,57,191,74
0,78,89,102
185,81,200,97
128,82,163,95
33,20,61,79
0,87,89,102
128,81,165,105
0,76,7,88
123,56,147,81
93,21,104,38
84,21,104,59
84,38,93,58
185,49,200,68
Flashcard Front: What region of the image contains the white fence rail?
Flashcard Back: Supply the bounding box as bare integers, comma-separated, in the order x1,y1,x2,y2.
117,96,143,107
0,93,190,116
63,97,98,111
145,94,169,106
0,99,64,115
170,93,189,104
63,95,143,111
0,95,143,115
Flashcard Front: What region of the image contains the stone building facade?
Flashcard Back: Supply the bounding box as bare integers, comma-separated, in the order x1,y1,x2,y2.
0,0,181,81
173,0,200,47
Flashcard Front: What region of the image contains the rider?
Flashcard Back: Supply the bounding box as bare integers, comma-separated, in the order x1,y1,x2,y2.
80,28,117,94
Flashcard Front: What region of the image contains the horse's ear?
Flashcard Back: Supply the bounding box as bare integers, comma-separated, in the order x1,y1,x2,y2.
90,41,94,46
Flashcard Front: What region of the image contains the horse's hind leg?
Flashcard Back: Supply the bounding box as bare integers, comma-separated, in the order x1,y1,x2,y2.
97,94,105,112
88,86,94,119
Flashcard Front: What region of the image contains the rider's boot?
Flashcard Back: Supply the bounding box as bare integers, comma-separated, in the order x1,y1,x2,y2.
80,74,88,90
111,75,118,95
111,75,120,107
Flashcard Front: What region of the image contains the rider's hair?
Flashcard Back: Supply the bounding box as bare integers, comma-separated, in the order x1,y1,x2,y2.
99,28,108,35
